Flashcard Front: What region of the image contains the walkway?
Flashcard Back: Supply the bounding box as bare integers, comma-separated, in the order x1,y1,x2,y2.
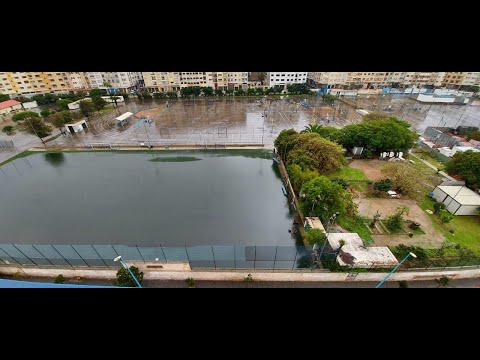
409,152,456,181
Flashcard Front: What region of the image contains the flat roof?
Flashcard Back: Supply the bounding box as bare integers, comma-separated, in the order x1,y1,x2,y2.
437,186,480,205
115,112,133,121
327,233,398,268
65,119,87,126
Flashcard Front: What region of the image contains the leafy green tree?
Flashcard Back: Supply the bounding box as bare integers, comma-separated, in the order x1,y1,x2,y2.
302,124,341,143
287,164,319,193
373,179,392,192
305,228,325,245
2,125,14,135
385,206,409,231
40,110,50,117
247,87,256,96
0,93,10,102
225,89,234,95
113,266,144,287
166,91,177,99
322,93,336,103
54,274,66,284
23,117,52,138
287,133,345,173
445,150,480,190
274,129,300,162
79,100,95,118
153,92,166,99
433,202,446,214
340,117,418,153
51,111,72,129
56,99,73,110
381,162,428,199
92,96,108,111
256,87,264,95
120,93,129,100
363,112,390,122
301,124,324,134
287,83,309,94
300,176,351,221
215,89,224,96
89,89,103,97
202,87,214,96
466,130,480,141
235,88,245,96
258,72,267,85
438,209,453,224
141,91,152,100
12,111,40,122
286,149,318,171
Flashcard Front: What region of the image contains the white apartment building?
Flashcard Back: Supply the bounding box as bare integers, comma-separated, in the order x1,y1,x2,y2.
268,72,308,88
143,72,249,92
401,72,440,87
86,72,143,92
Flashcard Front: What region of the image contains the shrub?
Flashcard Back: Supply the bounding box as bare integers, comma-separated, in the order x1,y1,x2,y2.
438,209,453,224
54,274,66,284
113,266,144,287
40,110,50,117
433,202,446,214
331,178,349,190
185,278,195,288
385,206,409,231
2,125,14,134
12,111,40,122
398,280,409,288
373,179,392,192
304,228,325,245
243,274,254,283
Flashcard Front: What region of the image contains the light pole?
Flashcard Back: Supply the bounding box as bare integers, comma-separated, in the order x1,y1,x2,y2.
375,252,417,288
317,212,339,267
114,256,142,288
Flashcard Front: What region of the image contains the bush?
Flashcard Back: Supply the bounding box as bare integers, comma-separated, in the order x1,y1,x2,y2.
185,278,195,288
398,280,409,288
433,202,446,214
373,179,392,192
113,266,144,287
243,274,254,283
305,228,325,245
40,110,50,117
2,125,14,135
385,206,409,231
438,209,453,224
331,178,349,190
54,274,66,284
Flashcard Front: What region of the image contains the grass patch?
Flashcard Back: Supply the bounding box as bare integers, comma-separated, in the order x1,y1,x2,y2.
336,216,374,244
328,166,368,181
418,196,480,254
149,156,201,162
99,107,114,114
44,133,63,143
0,150,33,167
414,152,446,170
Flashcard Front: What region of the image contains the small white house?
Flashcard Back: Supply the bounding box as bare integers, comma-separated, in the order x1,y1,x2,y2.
22,101,38,109
114,112,133,126
432,185,480,216
0,100,22,115
65,120,88,134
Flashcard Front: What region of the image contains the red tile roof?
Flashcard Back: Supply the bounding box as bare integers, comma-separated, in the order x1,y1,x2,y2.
0,100,21,110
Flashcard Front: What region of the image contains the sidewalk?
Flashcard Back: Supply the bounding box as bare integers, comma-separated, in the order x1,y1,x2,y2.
409,152,456,181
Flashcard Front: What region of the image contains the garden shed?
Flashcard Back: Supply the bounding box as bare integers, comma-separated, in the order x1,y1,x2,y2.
432,185,480,216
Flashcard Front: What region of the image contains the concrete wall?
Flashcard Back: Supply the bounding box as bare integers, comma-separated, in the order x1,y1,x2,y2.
432,187,448,203
455,205,480,216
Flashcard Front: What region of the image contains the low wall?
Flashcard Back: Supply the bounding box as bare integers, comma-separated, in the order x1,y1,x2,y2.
2,265,480,282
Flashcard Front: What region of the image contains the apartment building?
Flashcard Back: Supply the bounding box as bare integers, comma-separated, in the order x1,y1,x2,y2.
67,72,89,91
0,72,74,97
441,72,480,88
268,72,308,88
307,72,348,88
143,72,249,92
86,72,144,92
401,72,440,87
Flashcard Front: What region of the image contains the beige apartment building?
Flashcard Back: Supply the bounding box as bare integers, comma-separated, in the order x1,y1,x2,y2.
143,72,248,92
441,72,480,88
0,72,73,97
68,72,90,91
307,72,348,88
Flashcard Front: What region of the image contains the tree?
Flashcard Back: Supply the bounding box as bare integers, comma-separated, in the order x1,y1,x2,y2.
247,87,256,96
235,88,245,96
92,96,108,111
381,162,428,199
141,91,152,100
153,92,165,100
274,129,299,162
89,89,103,97
54,274,66,284
302,124,340,142
225,89,234,96
51,111,72,129
339,117,418,153
166,91,177,99
287,164,319,194
113,266,144,287
301,124,324,134
0,93,10,102
385,206,409,231
79,100,95,118
287,133,345,174
23,117,52,138
363,112,391,122
438,209,453,224
202,87,214,97
256,87,264,95
12,111,40,122
305,229,325,245
56,99,73,110
373,179,392,192
2,125,14,135
433,202,446,214
287,83,309,94
300,176,351,221
40,110,50,117
185,278,195,288
258,72,267,85
398,280,409,288
322,93,336,103
215,89,224,96
445,150,480,190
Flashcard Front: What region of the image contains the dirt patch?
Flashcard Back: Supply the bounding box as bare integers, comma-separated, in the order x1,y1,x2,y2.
349,159,387,181
0,119,16,129
136,106,165,119
355,198,445,248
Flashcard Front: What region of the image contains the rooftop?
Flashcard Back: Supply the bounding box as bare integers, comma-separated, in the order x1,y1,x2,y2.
437,186,480,206
0,99,21,110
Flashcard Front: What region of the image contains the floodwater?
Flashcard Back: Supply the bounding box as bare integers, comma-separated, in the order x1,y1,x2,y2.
0,150,298,246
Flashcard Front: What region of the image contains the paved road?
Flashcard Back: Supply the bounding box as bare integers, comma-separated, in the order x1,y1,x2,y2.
3,275,479,288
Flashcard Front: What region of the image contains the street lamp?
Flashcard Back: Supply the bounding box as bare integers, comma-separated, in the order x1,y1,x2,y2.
375,252,417,288
114,256,142,288
317,212,339,266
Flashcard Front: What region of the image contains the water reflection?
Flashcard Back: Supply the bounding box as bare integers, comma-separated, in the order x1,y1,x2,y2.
44,152,66,167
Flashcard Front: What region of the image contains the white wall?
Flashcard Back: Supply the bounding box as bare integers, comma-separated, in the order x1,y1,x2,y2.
22,101,38,109
417,94,455,103
432,187,448,203
455,205,480,216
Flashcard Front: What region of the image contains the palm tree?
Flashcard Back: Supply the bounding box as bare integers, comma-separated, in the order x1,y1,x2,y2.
301,124,323,134
258,72,267,85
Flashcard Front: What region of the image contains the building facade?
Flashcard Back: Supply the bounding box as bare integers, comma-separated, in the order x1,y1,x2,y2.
307,72,348,88
268,72,308,88
86,72,144,92
0,72,73,97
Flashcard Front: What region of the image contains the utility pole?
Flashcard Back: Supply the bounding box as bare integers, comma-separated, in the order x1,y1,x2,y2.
25,117,46,148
